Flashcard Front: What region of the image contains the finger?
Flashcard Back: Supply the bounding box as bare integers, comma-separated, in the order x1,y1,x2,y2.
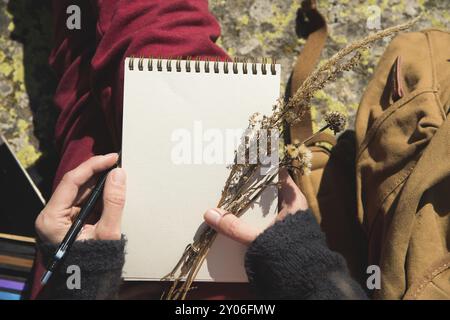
73,177,98,206
204,208,261,246
277,169,308,220
68,206,81,222
47,153,119,211
96,168,126,240
77,224,96,241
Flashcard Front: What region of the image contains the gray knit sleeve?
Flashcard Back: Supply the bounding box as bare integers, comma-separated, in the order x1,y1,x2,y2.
37,237,126,300
245,210,368,300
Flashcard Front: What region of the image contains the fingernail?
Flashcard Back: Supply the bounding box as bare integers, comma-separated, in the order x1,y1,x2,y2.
104,152,118,159
111,168,126,185
204,209,223,227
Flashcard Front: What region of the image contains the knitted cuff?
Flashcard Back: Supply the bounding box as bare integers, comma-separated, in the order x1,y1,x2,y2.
245,210,347,299
38,236,126,274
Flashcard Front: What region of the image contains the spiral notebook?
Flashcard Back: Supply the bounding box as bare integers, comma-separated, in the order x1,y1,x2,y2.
122,57,281,282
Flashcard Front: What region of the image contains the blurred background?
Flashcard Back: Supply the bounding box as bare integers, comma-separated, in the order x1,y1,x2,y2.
0,0,448,198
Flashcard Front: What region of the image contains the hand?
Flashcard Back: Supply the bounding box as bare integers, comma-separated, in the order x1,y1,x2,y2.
35,153,126,244
203,169,308,245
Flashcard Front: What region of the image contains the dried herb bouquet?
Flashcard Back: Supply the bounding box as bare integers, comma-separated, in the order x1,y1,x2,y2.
161,16,420,300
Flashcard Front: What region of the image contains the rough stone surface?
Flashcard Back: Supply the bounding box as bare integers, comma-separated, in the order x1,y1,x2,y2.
210,0,449,131
0,0,448,194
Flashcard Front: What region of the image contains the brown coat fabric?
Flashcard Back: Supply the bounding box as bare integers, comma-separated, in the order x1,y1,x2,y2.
355,29,450,299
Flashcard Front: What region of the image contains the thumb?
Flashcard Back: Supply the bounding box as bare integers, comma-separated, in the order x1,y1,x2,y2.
96,168,127,240
204,208,261,246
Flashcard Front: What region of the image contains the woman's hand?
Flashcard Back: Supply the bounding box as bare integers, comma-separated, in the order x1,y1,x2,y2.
203,169,308,245
35,153,126,244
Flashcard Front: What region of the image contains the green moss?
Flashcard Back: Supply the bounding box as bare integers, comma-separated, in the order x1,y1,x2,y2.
313,90,348,115
238,14,249,26
0,62,13,76
353,6,366,16
417,0,426,8
333,35,348,45
443,11,450,24
381,0,391,11
297,38,306,46
7,21,14,32
13,53,24,83
339,9,350,19
268,3,296,30
310,105,319,133
253,2,297,44
10,119,41,168
15,140,41,168
311,90,350,133
16,118,28,133
360,49,371,66
255,32,266,47
349,102,359,111
227,47,236,56
14,90,24,102
430,16,446,28
8,106,17,120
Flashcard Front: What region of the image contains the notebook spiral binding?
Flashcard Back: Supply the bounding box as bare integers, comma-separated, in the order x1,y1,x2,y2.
128,56,277,75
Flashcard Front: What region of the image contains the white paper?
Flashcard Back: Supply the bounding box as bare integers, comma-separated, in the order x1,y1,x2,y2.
122,58,281,282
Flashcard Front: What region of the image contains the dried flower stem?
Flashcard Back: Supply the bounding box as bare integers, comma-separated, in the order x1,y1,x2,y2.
284,15,421,125
301,124,330,145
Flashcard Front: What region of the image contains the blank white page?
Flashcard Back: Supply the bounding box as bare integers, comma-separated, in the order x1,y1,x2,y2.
122,58,281,282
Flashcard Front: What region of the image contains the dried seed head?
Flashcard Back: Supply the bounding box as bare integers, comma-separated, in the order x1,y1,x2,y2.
285,144,313,175
298,144,312,164
249,112,261,127
286,144,300,159
298,144,312,175
324,111,347,134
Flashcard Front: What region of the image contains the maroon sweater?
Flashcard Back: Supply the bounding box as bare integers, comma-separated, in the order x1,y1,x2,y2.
32,0,231,299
